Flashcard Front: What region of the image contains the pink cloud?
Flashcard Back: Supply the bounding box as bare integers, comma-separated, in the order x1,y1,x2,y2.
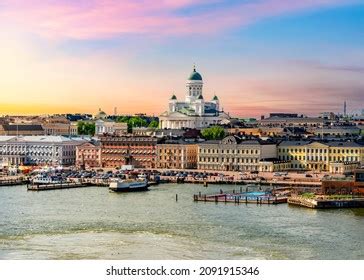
0,0,357,40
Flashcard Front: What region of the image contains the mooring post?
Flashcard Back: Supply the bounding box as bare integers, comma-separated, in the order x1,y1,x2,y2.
215,195,218,203
237,197,240,204
224,194,227,203
245,196,248,204
256,197,259,204
240,187,242,193
199,191,201,197
268,197,270,204
176,194,178,202
220,189,223,194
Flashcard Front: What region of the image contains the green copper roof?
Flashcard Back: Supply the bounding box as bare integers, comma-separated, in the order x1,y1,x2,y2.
170,94,177,100
188,66,202,81
197,94,204,100
212,95,219,100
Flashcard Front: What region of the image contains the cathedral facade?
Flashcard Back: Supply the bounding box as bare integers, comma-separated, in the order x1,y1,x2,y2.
159,66,230,129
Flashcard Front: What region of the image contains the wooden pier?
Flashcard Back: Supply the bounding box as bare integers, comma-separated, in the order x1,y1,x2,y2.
27,182,93,191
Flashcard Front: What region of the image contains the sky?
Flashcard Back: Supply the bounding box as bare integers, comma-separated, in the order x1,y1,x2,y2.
0,0,363,117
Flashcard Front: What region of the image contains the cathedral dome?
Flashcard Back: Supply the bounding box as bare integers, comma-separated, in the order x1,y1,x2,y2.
188,66,202,81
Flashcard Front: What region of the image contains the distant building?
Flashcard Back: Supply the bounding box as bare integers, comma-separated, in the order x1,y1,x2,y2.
197,136,277,171
259,115,324,128
159,66,230,129
0,136,86,166
95,120,128,136
0,124,44,136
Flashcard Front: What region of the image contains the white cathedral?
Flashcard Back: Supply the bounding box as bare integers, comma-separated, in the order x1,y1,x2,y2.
159,66,230,129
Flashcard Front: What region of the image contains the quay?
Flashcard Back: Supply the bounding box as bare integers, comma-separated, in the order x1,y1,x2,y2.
26,179,159,191
0,178,29,187
193,190,287,205
288,196,364,209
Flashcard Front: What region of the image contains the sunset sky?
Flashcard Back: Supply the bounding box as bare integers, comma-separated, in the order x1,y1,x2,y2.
0,0,363,117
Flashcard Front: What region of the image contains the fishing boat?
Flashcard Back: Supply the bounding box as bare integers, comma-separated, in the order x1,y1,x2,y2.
109,178,148,192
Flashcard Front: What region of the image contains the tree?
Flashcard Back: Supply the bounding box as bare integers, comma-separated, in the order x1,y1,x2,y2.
148,120,159,128
201,126,225,140
77,121,95,136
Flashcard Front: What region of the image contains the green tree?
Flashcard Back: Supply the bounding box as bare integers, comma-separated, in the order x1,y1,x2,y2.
148,120,159,128
77,121,95,136
201,126,225,140
128,116,147,128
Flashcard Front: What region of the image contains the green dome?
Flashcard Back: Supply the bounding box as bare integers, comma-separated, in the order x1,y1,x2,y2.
197,94,204,100
170,94,177,100
212,95,219,101
188,66,202,81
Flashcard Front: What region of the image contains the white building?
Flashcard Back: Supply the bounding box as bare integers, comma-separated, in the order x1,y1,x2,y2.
0,136,86,166
159,66,230,129
95,120,128,136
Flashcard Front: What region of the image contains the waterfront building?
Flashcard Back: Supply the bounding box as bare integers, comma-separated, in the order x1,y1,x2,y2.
159,66,230,129
258,158,291,172
278,140,364,172
197,135,277,171
329,161,360,174
0,136,86,166
76,141,102,169
156,139,198,169
99,135,158,168
95,119,128,136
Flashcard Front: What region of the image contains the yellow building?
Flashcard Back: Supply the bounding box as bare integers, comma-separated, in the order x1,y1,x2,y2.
278,141,364,172
156,140,198,169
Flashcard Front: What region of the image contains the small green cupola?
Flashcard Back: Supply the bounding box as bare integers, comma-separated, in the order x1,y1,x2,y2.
197,94,204,100
212,95,219,101
170,94,177,100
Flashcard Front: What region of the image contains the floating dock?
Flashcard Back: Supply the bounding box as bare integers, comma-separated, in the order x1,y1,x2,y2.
193,191,287,205
27,182,92,191
288,196,364,209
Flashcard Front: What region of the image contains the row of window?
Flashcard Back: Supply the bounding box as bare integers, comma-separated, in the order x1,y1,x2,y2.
279,155,359,162
279,148,360,154
199,157,259,164
199,148,260,155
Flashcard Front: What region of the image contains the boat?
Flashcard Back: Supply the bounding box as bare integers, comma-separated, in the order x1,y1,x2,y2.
32,174,63,185
109,178,148,192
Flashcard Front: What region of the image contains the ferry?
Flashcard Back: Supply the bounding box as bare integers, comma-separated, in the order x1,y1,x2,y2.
32,174,63,185
109,178,148,192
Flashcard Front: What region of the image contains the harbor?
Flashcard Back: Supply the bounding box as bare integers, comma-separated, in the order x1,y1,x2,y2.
0,182,363,260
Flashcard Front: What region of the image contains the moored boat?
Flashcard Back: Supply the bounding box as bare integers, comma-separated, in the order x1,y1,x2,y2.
109,178,148,192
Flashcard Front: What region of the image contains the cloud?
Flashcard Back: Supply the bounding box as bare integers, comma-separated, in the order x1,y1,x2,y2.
0,0,357,40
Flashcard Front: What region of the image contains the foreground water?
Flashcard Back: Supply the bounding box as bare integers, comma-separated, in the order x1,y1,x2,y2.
0,184,363,260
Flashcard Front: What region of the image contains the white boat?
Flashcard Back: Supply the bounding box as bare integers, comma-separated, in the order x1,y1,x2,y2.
32,174,63,185
109,178,148,192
